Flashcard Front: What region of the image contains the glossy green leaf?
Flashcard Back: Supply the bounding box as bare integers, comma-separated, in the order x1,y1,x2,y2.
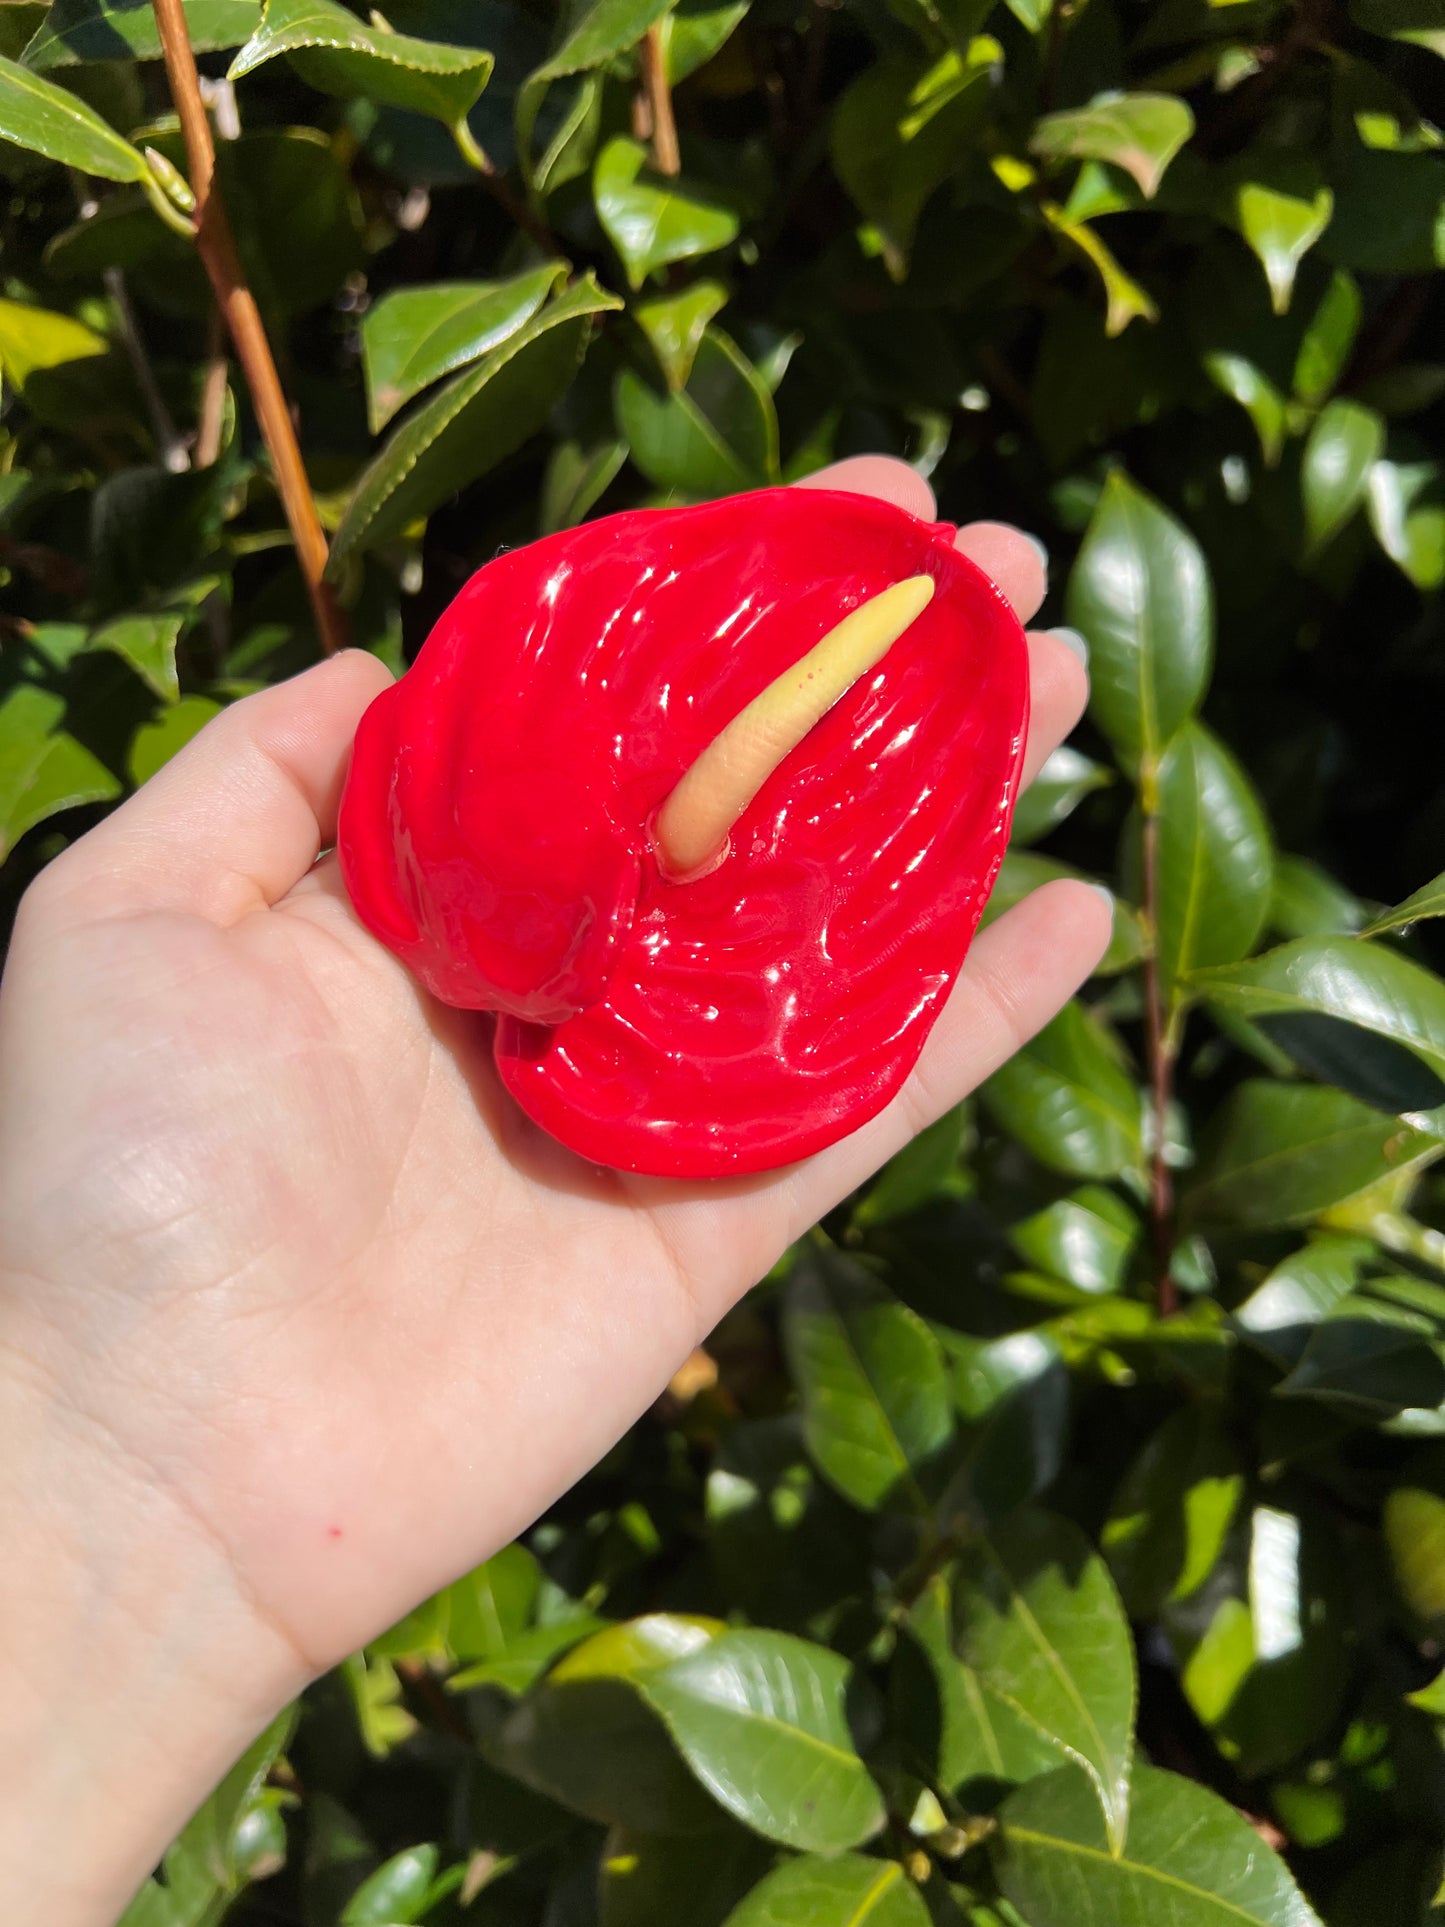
1351,0,1445,57
89,611,185,702
643,1629,886,1852
1234,1234,1376,1367
537,0,674,77
1103,1406,1242,1616
894,1568,1064,1799
980,1000,1142,1179
0,686,121,857
615,325,776,495
1204,352,1288,466
1010,745,1112,845
594,137,740,290
331,274,620,567
24,0,257,67
1293,270,1362,405
341,1844,438,1925
0,52,145,180
1151,721,1274,1010
1366,457,1445,590
782,1246,952,1509
720,1854,930,1927
633,279,727,390
1302,398,1384,551
231,0,494,146
995,1764,1323,1926
1186,1081,1443,1229
601,1827,772,1927
1364,871,1445,937
1031,93,1193,199
1192,935,1445,1105
1271,855,1367,939
1234,169,1334,315
360,265,566,432
833,45,995,278
945,1330,1071,1519
1009,1187,1137,1296
661,0,748,85
541,435,628,534
1280,1293,1445,1414
1066,470,1212,766
954,1510,1136,1852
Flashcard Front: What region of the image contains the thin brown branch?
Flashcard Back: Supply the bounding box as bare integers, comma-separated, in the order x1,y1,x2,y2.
195,307,228,469
150,0,347,656
1141,803,1179,1316
104,267,188,473
640,23,681,176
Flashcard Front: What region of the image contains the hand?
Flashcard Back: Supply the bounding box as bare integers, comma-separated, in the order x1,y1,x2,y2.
0,458,1109,1923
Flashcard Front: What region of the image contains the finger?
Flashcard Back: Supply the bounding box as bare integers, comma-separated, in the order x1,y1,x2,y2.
51,651,394,925
794,455,935,521
956,522,1049,624
781,877,1112,1239
1021,629,1090,789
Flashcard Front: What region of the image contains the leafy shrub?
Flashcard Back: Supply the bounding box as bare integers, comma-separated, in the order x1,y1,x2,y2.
2,0,1444,1922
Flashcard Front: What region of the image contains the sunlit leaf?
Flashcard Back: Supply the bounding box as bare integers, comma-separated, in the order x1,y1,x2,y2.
0,54,145,179
594,136,740,290
1364,871,1445,937
0,685,121,857
721,1854,930,1926
24,0,257,66
1031,92,1193,198
980,1000,1143,1179
1302,398,1385,551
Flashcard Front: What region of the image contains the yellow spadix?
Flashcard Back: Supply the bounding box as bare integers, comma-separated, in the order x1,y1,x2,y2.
653,573,936,880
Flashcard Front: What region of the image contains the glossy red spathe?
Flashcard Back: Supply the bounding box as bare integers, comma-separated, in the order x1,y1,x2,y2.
338,487,1030,1178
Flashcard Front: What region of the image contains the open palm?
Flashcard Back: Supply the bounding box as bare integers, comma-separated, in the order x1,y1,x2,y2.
0,459,1107,1699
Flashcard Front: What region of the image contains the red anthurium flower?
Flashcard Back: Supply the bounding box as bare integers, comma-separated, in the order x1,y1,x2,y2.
339,487,1030,1178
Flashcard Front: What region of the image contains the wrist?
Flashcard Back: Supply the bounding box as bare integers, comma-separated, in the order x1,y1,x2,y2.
0,1313,308,1927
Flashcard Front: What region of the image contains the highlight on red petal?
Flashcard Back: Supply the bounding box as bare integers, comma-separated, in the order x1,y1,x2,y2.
337,487,1031,1177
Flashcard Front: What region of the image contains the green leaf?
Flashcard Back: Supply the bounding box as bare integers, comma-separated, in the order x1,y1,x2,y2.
0,296,107,389
832,45,995,278
1234,1234,1376,1367
643,1629,886,1853
1233,168,1334,315
984,853,1145,976
1351,0,1445,58
0,53,145,179
24,0,257,67
853,1104,968,1228
1302,398,1385,550
1280,1293,1445,1414
1185,1081,1443,1229
1385,1486,1445,1620
615,325,776,495
127,696,223,786
1066,471,1213,766
594,136,740,290
1031,92,1193,199
231,0,494,150
955,1510,1136,1852
536,0,675,77
995,1763,1323,1926
1204,352,1288,466
0,685,121,858
633,279,727,390
1364,871,1445,937
331,274,620,568
360,265,567,432
1103,1407,1243,1616
661,0,748,85
1009,1187,1138,1296
1293,269,1362,405
341,1845,438,1925
89,611,185,702
1150,721,1274,1011
1271,855,1366,939
781,1246,953,1510
1044,207,1159,337
1191,935,1445,1108
1010,745,1112,845
1366,457,1445,590
601,1827,772,1927
980,1000,1143,1179
720,1854,931,1926
541,434,629,533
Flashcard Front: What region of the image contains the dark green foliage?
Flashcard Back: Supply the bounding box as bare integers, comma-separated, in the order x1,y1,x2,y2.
1,0,1443,1921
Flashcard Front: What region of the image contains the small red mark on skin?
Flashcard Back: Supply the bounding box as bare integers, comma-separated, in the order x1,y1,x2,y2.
327,1526,343,1540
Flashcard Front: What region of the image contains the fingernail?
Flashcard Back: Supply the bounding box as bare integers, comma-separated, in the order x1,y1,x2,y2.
1049,626,1089,667
1087,882,1114,913
1019,531,1049,573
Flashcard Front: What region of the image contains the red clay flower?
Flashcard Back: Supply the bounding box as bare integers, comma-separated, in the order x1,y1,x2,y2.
338,487,1029,1177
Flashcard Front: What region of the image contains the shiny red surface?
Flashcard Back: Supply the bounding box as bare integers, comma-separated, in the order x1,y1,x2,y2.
338,487,1030,1177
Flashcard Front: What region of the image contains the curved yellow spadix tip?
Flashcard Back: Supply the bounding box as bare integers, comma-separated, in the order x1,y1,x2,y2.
654,572,936,881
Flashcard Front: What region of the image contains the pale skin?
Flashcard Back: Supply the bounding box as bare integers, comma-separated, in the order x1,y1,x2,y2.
0,458,1110,1925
